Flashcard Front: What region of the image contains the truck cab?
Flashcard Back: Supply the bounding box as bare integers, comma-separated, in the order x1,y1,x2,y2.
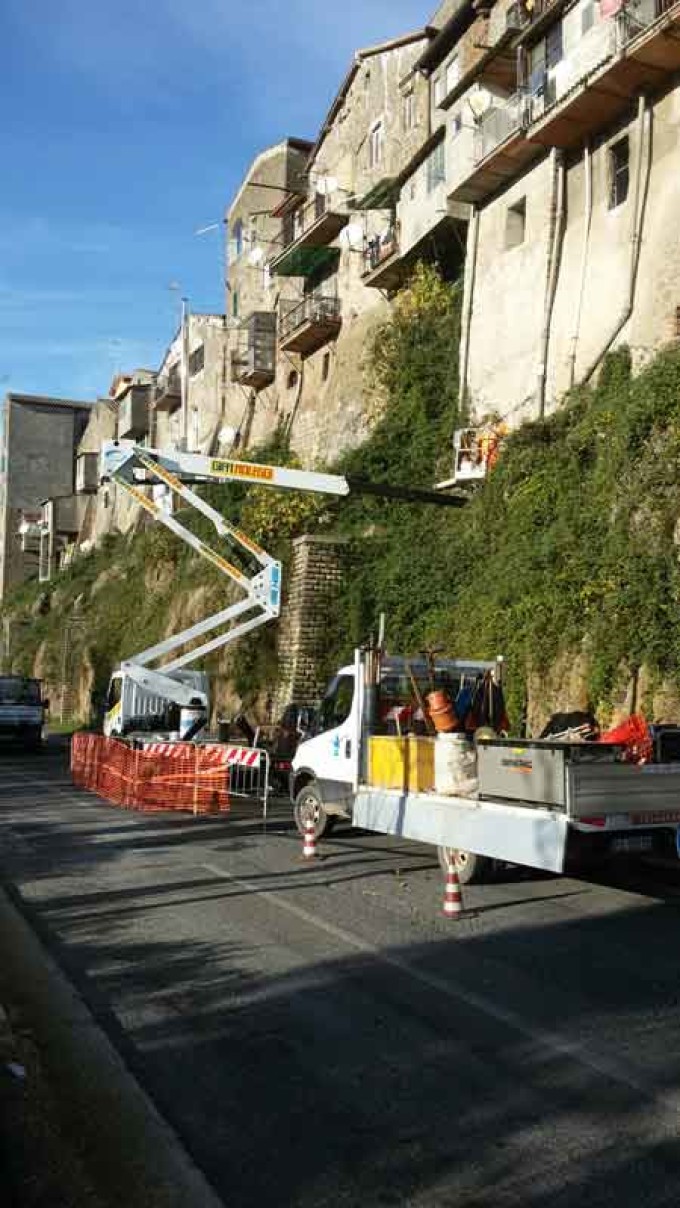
291,653,495,838
0,676,49,750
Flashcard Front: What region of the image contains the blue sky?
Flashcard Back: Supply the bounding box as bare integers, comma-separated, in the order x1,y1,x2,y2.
1,0,430,401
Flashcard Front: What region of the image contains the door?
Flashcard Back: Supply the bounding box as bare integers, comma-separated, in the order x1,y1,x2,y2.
297,672,359,788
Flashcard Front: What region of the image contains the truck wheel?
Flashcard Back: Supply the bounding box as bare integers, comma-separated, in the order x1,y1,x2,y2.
24,727,43,753
437,846,490,885
294,783,336,841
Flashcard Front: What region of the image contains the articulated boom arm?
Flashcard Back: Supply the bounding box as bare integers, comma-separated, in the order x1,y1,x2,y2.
100,441,351,695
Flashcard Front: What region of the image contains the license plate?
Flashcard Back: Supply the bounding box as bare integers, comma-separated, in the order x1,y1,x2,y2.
611,834,653,854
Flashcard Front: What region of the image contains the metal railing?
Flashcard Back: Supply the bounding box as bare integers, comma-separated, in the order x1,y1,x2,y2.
362,229,399,275
279,192,336,251
473,93,524,163
279,293,341,342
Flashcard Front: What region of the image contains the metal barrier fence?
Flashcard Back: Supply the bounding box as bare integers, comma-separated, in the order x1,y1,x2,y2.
210,743,271,820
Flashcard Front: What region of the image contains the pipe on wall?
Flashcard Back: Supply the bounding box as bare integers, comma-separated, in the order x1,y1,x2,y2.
457,203,480,420
537,149,566,419
568,141,593,389
580,93,652,386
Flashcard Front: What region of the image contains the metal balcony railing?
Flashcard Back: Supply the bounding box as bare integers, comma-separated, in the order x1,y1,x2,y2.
473,93,524,163
362,229,399,276
279,294,341,342
282,193,333,250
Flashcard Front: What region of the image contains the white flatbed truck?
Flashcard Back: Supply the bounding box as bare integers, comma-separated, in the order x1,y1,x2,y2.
291,650,680,881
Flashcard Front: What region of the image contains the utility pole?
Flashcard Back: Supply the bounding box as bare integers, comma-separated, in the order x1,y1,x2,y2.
181,296,190,452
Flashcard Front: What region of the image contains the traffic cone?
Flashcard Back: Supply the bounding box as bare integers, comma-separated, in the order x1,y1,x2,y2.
443,858,464,919
301,818,318,861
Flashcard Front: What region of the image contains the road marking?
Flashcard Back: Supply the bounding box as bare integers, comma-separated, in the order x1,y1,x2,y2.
201,859,680,1113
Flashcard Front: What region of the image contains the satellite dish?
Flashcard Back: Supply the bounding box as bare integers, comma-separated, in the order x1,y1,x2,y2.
466,87,492,118
248,246,264,266
219,425,237,446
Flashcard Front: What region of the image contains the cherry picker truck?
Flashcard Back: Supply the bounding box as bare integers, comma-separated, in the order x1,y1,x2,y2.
98,439,465,741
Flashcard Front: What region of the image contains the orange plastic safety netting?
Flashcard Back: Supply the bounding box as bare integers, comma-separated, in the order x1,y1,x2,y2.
70,733,230,815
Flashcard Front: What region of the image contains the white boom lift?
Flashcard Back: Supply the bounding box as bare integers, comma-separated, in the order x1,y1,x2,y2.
100,440,467,739
99,440,352,737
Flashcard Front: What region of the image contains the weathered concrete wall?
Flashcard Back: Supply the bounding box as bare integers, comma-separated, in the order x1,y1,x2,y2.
464,79,680,426
0,397,91,598
273,534,348,714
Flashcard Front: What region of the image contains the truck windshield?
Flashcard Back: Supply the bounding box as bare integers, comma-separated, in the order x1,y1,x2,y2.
318,675,354,733
0,679,41,705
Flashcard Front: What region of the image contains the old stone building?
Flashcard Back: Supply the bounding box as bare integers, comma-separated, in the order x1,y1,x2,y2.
224,138,313,453
262,30,436,465
0,393,92,598
440,0,680,426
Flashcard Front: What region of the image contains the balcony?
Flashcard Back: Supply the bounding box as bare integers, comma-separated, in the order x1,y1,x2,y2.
448,95,541,204
278,294,341,356
231,312,276,390
117,384,151,439
154,368,182,414
269,193,348,278
361,228,402,291
526,2,680,150
76,452,99,494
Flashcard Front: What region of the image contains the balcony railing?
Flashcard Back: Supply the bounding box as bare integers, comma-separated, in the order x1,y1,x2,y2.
269,193,348,277
473,93,524,163
231,312,276,390
364,230,398,270
278,293,341,354
154,370,182,413
525,0,680,146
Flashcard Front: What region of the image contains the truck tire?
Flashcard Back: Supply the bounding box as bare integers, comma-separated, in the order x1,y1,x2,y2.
23,727,43,752
437,846,491,885
294,783,336,841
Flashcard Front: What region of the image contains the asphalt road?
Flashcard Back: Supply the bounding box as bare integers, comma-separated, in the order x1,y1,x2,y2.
3,739,680,1207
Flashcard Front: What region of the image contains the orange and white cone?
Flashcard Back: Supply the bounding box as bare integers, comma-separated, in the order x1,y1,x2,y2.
443,859,464,919
302,818,318,860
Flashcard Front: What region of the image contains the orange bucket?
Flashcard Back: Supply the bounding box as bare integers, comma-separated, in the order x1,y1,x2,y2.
426,690,459,734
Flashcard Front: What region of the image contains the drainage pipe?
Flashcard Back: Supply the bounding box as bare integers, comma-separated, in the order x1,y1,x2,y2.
537,148,566,419
580,93,651,385
457,203,480,419
568,141,593,389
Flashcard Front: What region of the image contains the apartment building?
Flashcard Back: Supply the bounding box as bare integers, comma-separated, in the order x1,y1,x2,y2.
264,30,436,463
0,393,92,598
438,0,680,424
225,138,312,452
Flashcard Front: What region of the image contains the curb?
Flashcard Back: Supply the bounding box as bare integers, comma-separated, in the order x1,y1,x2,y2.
0,886,225,1208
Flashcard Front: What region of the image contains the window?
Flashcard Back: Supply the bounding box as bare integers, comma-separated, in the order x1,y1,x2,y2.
608,136,629,209
231,219,243,258
188,344,205,377
318,674,354,733
546,22,563,68
581,0,595,34
445,55,460,96
433,74,445,107
450,110,463,137
232,290,239,319
505,197,526,249
322,351,331,382
287,369,298,390
426,141,446,193
402,89,415,131
369,121,384,169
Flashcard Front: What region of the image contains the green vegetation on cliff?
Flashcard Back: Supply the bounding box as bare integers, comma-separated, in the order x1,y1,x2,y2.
6,263,680,727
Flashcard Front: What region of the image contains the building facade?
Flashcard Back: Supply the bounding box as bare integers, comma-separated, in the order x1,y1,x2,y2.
0,394,92,598
440,0,680,425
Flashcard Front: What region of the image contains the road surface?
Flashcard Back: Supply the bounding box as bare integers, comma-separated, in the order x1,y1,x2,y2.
2,740,680,1207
